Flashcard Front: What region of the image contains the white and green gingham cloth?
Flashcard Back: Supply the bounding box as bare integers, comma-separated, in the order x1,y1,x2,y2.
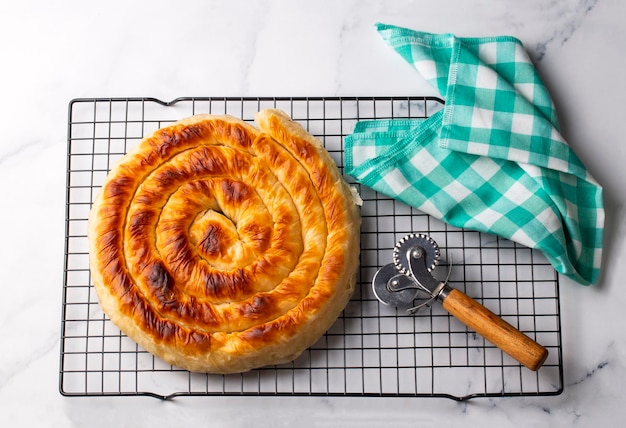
345,23,604,285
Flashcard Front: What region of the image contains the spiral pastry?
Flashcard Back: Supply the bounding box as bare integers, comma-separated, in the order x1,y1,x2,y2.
88,109,361,373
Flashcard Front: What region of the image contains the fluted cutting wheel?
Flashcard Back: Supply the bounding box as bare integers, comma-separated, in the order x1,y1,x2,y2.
392,233,440,276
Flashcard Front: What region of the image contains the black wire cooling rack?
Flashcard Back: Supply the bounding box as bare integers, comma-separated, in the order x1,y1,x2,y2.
60,96,563,401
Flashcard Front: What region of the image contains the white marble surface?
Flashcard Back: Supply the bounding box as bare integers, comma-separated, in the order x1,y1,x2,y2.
1,0,625,426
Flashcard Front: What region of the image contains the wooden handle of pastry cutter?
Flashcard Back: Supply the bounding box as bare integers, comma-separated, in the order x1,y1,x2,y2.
441,288,548,371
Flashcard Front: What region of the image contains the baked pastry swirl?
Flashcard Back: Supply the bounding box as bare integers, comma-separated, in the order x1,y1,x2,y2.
88,109,361,374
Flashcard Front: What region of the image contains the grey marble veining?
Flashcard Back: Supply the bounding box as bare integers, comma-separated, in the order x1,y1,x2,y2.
1,0,625,426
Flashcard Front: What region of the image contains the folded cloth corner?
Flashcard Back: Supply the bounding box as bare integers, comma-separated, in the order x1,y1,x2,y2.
345,23,604,285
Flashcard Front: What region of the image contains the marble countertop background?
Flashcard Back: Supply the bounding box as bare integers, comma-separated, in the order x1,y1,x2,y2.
1,0,625,426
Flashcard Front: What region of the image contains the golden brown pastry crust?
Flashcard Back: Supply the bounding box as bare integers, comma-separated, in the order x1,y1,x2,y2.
88,109,361,373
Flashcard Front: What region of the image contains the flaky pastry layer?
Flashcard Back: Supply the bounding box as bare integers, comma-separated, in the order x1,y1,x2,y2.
88,109,361,373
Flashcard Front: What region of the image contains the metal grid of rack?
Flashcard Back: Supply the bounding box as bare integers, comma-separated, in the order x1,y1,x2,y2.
60,96,563,400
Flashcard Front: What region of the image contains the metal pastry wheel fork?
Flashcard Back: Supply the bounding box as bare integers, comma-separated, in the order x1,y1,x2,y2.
372,233,549,371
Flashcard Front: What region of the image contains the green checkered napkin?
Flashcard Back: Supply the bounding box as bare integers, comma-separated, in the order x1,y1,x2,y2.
345,23,604,285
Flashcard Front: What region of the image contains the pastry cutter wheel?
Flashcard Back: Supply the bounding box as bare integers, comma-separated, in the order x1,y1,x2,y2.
372,233,548,371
